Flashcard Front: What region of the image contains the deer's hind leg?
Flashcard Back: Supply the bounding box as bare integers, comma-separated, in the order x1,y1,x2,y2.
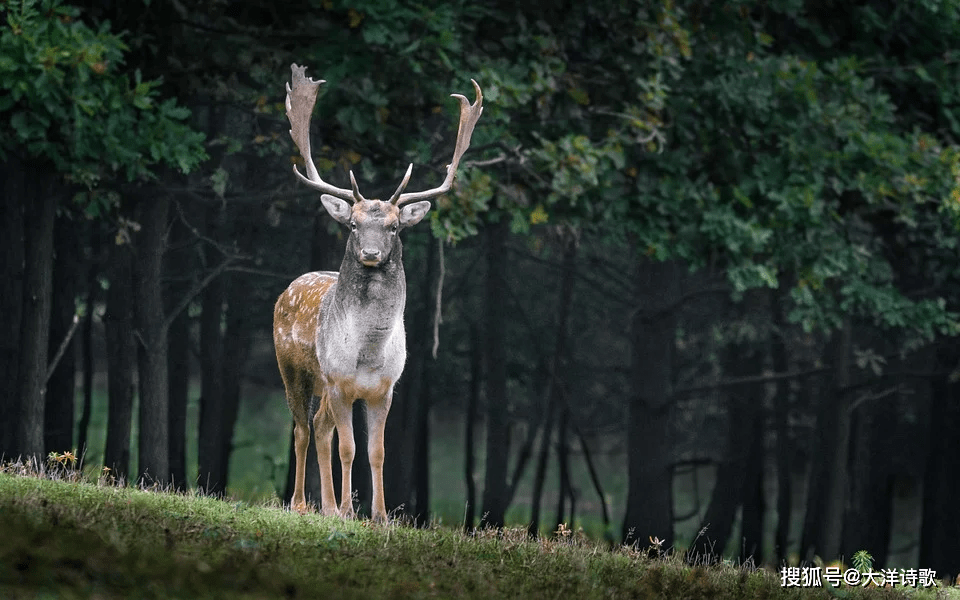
281,366,312,514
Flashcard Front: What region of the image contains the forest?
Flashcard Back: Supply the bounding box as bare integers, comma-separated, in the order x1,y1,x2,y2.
2,0,960,578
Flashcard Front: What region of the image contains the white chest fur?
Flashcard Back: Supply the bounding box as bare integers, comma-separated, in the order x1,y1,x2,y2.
318,304,406,387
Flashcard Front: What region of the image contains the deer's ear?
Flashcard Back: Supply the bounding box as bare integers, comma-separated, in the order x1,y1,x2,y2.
399,200,431,229
320,194,352,225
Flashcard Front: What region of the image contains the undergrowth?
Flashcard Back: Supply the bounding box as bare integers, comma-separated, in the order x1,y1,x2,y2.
0,459,945,599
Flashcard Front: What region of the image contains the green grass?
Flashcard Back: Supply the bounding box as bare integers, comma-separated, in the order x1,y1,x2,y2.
69,380,928,568
72,382,630,540
1,468,946,600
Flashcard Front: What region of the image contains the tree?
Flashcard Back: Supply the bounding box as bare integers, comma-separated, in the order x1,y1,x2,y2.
15,168,57,462
479,219,510,527
165,208,194,490
691,295,767,563
133,196,171,483
45,209,83,455
0,0,206,467
0,157,25,460
622,259,681,548
617,0,960,552
103,232,136,479
197,203,228,494
8,0,958,567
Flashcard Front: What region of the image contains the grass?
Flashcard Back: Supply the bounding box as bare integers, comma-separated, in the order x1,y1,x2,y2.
72,380,629,540
65,379,932,568
1,465,949,600
57,376,942,574
75,392,627,548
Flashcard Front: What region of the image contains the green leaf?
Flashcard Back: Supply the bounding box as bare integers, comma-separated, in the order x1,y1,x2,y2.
211,167,229,199
567,87,590,105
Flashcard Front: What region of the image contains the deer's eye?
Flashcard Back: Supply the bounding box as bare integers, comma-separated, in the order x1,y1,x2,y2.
350,222,357,232
391,224,398,234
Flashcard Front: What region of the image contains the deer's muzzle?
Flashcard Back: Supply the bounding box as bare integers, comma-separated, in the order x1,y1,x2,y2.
360,248,383,267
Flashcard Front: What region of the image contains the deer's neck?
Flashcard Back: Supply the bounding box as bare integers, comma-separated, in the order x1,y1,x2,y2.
334,250,406,318
323,251,406,375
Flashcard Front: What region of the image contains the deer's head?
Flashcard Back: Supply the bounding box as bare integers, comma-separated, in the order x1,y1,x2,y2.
284,63,483,268
320,196,430,268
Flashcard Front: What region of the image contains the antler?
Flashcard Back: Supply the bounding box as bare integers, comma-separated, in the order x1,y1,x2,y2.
286,64,483,206
391,79,484,206
286,64,364,203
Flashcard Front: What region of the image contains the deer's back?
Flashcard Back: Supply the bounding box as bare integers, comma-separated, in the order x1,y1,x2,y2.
273,271,338,381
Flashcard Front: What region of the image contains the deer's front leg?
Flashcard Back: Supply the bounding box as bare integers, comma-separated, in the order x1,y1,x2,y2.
366,390,393,522
313,391,338,517
327,387,357,519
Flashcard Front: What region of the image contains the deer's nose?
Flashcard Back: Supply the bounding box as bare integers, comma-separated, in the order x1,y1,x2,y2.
361,248,382,264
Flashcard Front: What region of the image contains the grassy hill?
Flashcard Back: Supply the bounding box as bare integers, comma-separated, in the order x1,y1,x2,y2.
0,466,946,599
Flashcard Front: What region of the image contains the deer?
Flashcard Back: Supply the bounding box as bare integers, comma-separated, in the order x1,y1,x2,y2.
273,64,483,521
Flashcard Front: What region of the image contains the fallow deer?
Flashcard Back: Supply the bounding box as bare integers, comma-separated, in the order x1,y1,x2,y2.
274,64,483,521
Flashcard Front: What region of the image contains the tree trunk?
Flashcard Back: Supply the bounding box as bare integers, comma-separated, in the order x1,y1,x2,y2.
842,397,894,567
800,320,852,564
104,228,136,480
528,234,579,536
528,397,555,536
622,258,679,547
691,336,763,563
17,175,57,463
77,226,100,463
919,346,960,581
818,319,852,563
134,196,171,484
0,157,25,459
45,208,80,455
770,289,792,565
384,371,413,513
464,322,481,531
797,367,827,563
219,266,253,495
167,308,190,490
411,236,439,524
311,211,342,273
165,204,193,491
198,207,227,494
553,405,572,532
573,420,613,544
480,220,510,528
350,403,371,516
739,404,765,565
412,359,431,523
